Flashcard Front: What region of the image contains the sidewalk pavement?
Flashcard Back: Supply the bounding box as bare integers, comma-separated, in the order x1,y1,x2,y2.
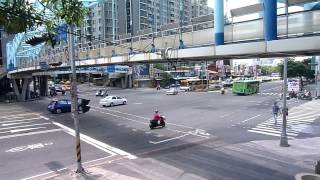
35,134,320,180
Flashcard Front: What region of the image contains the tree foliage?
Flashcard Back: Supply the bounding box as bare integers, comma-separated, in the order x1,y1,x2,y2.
159,72,172,87
0,0,87,46
278,58,315,79
261,66,280,76
0,0,42,34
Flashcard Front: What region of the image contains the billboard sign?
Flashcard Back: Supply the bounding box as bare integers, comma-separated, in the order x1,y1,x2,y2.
133,64,149,76
288,78,300,92
106,65,129,73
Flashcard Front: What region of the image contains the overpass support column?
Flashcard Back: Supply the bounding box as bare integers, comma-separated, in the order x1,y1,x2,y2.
214,0,224,45
263,0,277,41
39,76,48,97
128,74,133,88
12,78,31,101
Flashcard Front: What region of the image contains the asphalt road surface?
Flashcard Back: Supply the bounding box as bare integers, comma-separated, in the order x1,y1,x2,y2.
1,81,319,180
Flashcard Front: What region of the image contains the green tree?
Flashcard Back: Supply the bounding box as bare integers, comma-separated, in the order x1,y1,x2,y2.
0,0,87,46
278,59,314,79
159,72,172,87
261,66,280,76
278,58,315,90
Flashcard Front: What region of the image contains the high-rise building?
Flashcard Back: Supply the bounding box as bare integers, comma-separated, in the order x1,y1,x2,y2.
77,0,211,44
76,1,119,46
192,0,213,18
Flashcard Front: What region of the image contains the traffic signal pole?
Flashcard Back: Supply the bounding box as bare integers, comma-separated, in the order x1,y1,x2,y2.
68,25,84,173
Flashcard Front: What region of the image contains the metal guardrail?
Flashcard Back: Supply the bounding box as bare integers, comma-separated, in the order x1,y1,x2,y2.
14,10,320,70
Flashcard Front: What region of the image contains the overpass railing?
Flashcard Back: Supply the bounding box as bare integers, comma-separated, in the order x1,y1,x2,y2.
15,10,320,70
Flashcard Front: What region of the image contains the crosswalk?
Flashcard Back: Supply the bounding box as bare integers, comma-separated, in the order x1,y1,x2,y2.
257,92,281,96
0,106,62,140
248,100,320,138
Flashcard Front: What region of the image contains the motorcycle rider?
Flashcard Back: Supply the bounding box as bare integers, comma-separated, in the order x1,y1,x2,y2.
153,110,161,122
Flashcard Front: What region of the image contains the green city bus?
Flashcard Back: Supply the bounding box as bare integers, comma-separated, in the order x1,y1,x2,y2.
232,80,260,95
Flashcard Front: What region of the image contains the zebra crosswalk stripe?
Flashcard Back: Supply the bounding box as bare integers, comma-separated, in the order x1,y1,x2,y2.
248,101,320,138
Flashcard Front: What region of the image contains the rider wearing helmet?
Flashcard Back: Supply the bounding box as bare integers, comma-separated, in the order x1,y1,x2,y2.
153,110,161,122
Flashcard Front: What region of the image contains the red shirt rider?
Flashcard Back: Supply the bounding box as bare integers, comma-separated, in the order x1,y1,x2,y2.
153,110,161,121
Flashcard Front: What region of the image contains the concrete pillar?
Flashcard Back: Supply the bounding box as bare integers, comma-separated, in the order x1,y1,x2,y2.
124,75,128,88
12,79,21,101
214,0,224,45
263,0,277,41
121,77,125,89
39,76,48,97
128,74,132,88
12,78,31,101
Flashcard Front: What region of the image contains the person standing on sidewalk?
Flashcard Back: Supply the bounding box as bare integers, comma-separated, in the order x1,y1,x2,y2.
272,102,280,125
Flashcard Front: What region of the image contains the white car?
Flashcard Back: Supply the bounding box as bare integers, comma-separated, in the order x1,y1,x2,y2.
179,86,190,92
99,96,127,107
166,88,178,95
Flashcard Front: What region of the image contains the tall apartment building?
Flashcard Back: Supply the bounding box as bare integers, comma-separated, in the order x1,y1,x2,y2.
118,0,193,35
77,0,211,44
192,0,213,18
76,1,119,46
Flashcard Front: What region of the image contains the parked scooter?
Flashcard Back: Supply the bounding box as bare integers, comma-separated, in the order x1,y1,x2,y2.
149,116,166,129
297,91,312,100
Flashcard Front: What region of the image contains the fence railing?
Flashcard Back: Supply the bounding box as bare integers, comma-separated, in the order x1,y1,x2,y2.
14,10,320,70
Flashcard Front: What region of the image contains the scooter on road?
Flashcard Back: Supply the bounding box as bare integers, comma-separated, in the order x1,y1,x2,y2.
149,116,166,129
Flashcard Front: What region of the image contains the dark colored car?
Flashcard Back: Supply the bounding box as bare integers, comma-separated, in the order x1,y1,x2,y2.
49,85,66,95
47,99,71,114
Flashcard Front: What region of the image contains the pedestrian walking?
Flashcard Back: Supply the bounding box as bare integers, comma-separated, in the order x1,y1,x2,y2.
272,102,280,125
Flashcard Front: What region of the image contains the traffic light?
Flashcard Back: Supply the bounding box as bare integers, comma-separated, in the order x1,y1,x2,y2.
25,35,47,46
79,98,90,113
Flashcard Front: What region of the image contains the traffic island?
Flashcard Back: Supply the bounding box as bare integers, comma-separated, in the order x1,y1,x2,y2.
295,173,320,180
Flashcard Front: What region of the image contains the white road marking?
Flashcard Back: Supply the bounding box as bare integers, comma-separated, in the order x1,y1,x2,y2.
0,129,63,140
0,127,47,134
220,112,235,118
248,100,320,138
133,102,142,105
0,110,29,115
0,123,51,131
149,133,190,144
5,142,53,153
241,115,262,123
0,117,42,124
2,113,40,118
1,120,41,127
155,134,164,138
51,120,137,159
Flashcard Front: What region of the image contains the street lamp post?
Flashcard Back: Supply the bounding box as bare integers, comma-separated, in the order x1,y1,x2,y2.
280,57,289,147
68,25,84,173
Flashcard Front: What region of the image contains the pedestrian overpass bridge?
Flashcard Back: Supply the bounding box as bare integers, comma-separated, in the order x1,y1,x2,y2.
8,9,320,76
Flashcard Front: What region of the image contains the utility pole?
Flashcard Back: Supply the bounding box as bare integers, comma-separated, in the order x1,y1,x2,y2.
68,25,84,173
280,57,289,147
